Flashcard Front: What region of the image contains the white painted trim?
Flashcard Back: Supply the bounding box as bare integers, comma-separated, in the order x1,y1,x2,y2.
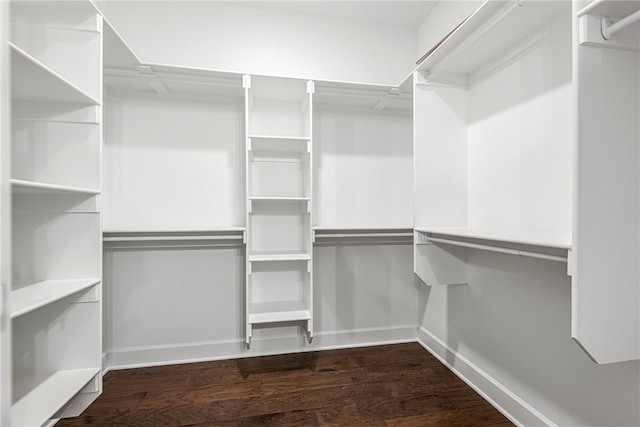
417,327,555,427
107,325,417,370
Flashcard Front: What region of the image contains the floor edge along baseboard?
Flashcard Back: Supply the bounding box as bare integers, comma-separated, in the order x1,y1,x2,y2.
417,327,556,427
106,325,418,371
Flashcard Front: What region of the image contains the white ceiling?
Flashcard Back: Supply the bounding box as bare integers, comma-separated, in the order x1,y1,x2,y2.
242,1,439,27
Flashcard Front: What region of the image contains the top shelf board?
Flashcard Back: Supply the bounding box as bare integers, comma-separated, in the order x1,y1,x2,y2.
416,0,570,88
11,179,100,196
105,62,244,98
415,227,571,250
10,43,100,105
249,136,310,153
103,18,140,70
249,75,311,102
578,0,640,18
314,79,412,112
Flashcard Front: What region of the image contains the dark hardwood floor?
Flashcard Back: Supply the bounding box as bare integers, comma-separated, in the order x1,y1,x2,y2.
57,343,513,426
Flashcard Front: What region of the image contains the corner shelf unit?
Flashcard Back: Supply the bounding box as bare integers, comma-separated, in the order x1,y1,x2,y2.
6,0,104,425
244,75,314,349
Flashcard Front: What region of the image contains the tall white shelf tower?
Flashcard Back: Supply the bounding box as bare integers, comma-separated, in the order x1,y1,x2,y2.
244,75,315,349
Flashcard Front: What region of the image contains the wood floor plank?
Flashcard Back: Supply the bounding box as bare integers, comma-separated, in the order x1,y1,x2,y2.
56,343,513,427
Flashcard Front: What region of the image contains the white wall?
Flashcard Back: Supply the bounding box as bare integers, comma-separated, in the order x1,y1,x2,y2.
467,13,573,234
314,106,413,228
103,89,245,231
104,243,417,367
420,253,640,426
97,1,418,86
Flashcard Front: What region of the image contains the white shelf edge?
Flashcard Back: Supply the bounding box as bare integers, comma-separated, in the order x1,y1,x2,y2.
248,134,310,141
12,117,100,125
11,278,101,318
249,301,311,324
249,197,311,201
103,227,246,234
104,235,243,242
11,179,100,195
313,226,414,231
248,253,311,262
415,227,571,250
10,42,101,105
12,368,100,427
11,21,102,35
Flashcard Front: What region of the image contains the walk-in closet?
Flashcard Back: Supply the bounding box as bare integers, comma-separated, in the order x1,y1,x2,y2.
0,0,638,426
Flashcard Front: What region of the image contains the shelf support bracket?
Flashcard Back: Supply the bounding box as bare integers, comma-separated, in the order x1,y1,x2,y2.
601,10,640,40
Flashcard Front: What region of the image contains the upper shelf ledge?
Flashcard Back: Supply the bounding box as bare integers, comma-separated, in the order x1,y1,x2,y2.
415,227,571,262
415,0,570,88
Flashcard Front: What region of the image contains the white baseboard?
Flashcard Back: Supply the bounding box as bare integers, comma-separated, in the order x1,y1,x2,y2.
107,325,417,371
417,327,555,427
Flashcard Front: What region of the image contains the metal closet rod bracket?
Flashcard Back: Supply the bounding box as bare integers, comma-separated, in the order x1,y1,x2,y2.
602,10,640,40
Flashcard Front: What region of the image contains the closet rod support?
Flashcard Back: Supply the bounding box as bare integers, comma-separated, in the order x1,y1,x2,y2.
601,10,640,40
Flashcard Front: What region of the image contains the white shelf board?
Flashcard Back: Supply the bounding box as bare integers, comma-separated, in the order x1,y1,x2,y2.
313,80,412,112
249,300,311,324
249,197,310,202
248,135,310,141
12,368,99,427
313,226,414,231
415,227,571,250
102,17,140,70
105,61,244,97
248,252,311,262
10,43,100,105
578,0,640,19
103,226,246,234
11,278,101,318
249,136,310,153
416,0,570,87
11,179,100,195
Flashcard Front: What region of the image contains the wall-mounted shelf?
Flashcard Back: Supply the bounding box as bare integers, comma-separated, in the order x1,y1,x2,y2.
11,179,100,195
415,0,570,88
313,227,414,244
416,227,570,250
248,252,311,262
414,228,571,287
314,80,412,112
248,300,311,324
12,368,99,427
249,197,311,202
102,16,140,70
103,229,246,249
248,135,310,153
104,62,244,98
11,279,100,318
11,43,100,105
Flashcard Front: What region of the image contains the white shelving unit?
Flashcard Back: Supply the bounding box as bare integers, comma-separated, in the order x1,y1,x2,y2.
413,0,573,287
5,1,104,425
244,75,314,349
572,0,640,364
